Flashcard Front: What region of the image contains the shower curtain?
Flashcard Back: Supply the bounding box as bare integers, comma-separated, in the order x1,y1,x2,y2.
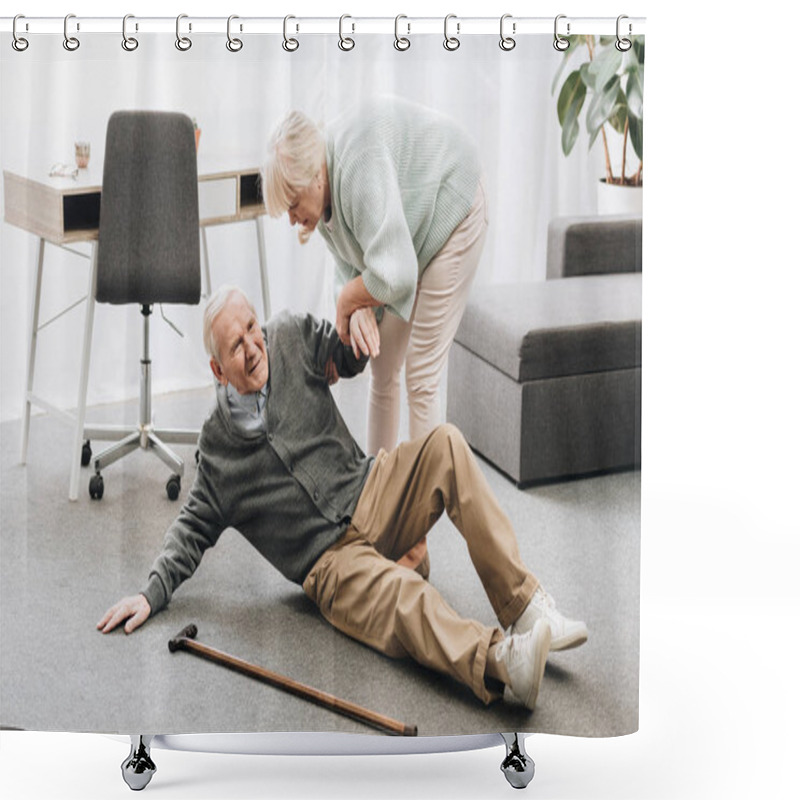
0,16,643,742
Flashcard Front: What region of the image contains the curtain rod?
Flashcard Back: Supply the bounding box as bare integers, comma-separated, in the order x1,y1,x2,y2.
1,16,646,38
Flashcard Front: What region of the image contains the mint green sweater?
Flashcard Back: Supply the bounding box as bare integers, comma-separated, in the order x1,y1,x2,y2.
317,96,481,321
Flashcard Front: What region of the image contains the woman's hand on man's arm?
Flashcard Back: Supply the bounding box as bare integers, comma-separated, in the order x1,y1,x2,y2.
349,307,380,360
336,275,380,345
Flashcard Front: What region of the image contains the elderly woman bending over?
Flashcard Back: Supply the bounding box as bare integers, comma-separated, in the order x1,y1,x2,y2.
262,96,488,575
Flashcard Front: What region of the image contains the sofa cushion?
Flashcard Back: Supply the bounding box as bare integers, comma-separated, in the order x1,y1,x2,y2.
454,274,642,382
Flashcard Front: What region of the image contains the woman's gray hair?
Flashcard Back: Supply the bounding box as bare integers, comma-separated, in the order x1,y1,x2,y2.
203,284,257,361
261,109,326,244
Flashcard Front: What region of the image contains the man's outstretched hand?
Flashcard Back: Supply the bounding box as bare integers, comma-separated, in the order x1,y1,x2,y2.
97,594,151,635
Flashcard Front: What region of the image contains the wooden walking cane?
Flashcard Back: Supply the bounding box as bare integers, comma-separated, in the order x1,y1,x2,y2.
168,624,418,737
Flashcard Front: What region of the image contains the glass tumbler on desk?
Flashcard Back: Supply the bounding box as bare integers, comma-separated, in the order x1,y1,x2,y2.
75,141,90,169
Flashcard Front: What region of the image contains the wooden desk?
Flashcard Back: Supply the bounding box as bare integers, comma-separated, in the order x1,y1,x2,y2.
5,162,266,237
3,163,270,501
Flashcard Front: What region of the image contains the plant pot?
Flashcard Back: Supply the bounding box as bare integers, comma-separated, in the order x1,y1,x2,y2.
597,179,643,216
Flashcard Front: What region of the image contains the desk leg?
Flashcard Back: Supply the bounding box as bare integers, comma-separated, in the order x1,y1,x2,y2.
68,241,98,502
20,237,46,464
200,226,211,298
255,216,270,320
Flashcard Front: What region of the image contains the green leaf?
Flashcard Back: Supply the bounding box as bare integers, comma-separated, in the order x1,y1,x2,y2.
629,114,643,161
633,36,645,64
562,98,583,156
608,88,628,134
579,62,593,89
586,74,621,140
551,43,577,95
557,71,586,127
588,122,601,152
626,63,644,119
550,36,594,96
585,46,623,92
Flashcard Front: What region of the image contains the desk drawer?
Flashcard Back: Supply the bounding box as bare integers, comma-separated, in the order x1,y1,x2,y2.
198,176,237,224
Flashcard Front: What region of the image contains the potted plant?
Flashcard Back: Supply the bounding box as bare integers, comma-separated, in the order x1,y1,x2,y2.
552,35,644,214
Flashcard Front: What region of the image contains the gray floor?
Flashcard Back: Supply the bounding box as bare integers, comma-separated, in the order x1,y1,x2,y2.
0,372,639,738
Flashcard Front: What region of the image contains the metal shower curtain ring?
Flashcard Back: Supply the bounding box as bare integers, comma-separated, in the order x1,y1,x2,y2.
176,14,192,51
443,13,460,51
553,14,570,51
616,14,632,51
283,15,299,52
12,14,29,51
394,14,410,51
226,14,243,51
499,14,516,51
63,14,80,51
121,14,138,51
338,14,355,51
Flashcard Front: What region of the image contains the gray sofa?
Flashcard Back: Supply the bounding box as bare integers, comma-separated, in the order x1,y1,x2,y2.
446,215,642,486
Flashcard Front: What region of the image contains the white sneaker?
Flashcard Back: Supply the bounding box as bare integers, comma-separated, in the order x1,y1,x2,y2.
510,587,588,651
494,619,551,711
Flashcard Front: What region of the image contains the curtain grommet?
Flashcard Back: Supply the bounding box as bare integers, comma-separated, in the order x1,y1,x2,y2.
121,14,138,51
338,14,355,51
12,14,29,52
282,15,299,52
176,14,192,51
553,14,570,51
394,15,410,51
499,14,516,51
443,13,460,51
63,14,80,51
226,15,243,52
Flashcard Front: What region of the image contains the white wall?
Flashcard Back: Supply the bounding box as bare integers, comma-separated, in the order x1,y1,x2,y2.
0,30,631,421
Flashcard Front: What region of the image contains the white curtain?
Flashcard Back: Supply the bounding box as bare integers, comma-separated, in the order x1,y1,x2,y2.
0,31,610,421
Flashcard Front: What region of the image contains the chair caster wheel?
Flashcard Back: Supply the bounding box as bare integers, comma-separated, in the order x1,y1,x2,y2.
500,733,534,790
81,440,92,467
121,736,156,791
89,473,104,500
166,474,181,501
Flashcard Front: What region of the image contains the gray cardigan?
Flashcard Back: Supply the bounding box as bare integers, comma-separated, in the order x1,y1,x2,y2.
142,311,372,615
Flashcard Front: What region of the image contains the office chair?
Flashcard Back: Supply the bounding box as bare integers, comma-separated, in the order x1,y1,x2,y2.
84,110,201,501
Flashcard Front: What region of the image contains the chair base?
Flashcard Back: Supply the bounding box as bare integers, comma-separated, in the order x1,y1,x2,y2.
82,306,199,500
84,424,198,501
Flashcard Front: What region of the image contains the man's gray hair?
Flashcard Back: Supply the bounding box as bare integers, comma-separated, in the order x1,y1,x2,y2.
203,284,257,361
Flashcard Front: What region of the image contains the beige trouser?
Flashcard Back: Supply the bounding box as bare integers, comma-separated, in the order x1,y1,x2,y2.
302,424,538,704
367,179,489,455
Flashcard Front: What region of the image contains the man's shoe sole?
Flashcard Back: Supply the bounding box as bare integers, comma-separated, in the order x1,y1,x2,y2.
550,627,588,652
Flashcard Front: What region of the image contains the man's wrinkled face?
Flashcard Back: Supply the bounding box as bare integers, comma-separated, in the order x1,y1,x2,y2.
209,292,269,395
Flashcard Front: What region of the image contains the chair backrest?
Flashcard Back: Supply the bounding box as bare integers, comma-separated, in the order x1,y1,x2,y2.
96,110,201,305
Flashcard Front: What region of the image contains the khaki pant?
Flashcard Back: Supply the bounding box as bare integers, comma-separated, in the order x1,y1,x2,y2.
367,179,489,454
302,424,538,703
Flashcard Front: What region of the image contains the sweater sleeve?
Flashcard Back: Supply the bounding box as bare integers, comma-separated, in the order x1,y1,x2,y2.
331,250,360,305
299,313,368,380
141,466,226,614
338,149,418,321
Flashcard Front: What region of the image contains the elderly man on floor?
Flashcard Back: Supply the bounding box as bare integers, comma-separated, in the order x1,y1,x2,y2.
98,285,588,710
